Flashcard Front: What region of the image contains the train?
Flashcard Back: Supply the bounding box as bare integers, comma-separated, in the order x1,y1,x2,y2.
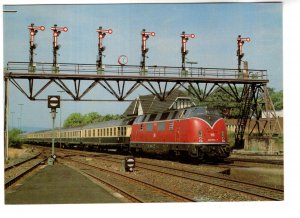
23,106,231,162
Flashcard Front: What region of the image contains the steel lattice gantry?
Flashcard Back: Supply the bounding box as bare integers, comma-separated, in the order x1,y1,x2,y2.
4,62,271,149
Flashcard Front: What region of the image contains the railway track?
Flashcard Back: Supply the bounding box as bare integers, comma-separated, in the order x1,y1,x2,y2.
5,154,47,189
227,157,283,165
62,157,196,203
5,152,42,171
135,159,283,201
62,152,283,201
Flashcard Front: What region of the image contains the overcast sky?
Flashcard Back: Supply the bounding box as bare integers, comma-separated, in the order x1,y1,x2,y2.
2,2,283,130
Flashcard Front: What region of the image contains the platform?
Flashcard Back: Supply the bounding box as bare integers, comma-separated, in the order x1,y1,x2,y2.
5,163,124,204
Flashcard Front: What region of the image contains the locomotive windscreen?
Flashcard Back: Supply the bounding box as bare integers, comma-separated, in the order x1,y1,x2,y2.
187,107,221,126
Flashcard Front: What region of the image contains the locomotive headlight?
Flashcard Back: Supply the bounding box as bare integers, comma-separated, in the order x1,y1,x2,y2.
198,130,203,142
222,131,225,142
199,137,203,143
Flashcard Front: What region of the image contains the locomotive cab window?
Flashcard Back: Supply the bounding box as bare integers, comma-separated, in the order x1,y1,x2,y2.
142,115,148,122
160,112,169,120
148,114,157,122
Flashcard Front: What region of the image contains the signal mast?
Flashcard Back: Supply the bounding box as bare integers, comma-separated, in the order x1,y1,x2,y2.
180,31,195,73
140,29,155,74
237,35,250,71
51,24,68,73
96,26,112,74
27,23,45,73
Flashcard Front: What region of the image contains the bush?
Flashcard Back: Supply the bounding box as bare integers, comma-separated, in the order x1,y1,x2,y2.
8,128,23,148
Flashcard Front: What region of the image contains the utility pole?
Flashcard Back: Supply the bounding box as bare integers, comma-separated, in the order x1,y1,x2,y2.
4,77,9,161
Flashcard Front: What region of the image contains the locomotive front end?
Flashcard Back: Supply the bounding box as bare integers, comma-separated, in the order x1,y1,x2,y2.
185,107,231,161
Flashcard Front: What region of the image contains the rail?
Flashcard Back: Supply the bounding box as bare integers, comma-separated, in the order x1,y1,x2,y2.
5,61,268,81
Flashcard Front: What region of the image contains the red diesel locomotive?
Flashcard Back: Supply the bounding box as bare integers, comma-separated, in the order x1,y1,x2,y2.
130,106,230,161
24,106,230,162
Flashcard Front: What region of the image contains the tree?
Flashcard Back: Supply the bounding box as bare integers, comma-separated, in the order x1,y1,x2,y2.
187,86,283,118
63,112,123,128
188,85,243,118
63,113,85,128
268,88,283,110
8,128,23,148
83,112,103,124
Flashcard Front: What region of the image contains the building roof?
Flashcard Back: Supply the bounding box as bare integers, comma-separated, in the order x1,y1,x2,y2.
123,89,192,116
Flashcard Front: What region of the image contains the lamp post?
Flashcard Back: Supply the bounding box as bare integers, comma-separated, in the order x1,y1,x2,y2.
10,112,15,129
57,90,65,148
18,104,24,131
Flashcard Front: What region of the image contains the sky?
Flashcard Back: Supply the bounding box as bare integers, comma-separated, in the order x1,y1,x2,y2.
2,2,283,130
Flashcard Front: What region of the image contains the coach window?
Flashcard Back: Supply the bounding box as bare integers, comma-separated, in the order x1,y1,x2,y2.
140,124,143,131
93,129,95,137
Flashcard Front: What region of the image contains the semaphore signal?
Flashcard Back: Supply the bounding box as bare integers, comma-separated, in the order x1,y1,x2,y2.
180,31,196,72
27,23,45,73
237,35,250,71
140,29,155,74
96,26,113,73
51,24,68,73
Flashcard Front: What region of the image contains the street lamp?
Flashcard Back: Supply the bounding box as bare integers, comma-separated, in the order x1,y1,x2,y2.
10,111,15,129
18,103,24,131
57,90,65,148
